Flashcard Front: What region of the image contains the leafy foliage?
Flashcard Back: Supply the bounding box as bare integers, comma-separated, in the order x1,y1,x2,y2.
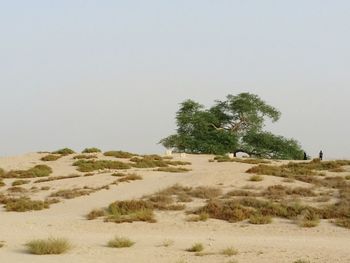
160,93,304,159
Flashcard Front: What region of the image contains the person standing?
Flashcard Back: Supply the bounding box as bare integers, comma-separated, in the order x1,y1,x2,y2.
303,152,308,160
319,150,323,161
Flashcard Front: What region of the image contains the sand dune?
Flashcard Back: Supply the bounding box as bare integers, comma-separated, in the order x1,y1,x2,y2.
0,153,349,263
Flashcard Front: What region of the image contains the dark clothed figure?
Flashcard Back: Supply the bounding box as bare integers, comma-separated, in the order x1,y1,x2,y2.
319,150,323,161
303,152,307,160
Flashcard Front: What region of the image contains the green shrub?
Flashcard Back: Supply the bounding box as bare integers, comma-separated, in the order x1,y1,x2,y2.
104,200,155,223
186,243,204,252
107,236,135,248
154,167,191,173
82,147,101,153
52,148,75,155
41,154,62,161
73,160,131,172
249,214,272,224
5,197,50,212
73,154,97,160
104,151,137,158
26,238,71,255
249,175,263,182
4,165,52,178
12,179,30,186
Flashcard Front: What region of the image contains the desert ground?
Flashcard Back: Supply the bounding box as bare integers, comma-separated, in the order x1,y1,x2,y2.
0,150,349,263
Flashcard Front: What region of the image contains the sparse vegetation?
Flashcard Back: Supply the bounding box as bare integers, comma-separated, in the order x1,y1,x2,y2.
117,173,142,182
26,238,71,255
186,243,204,252
82,147,101,153
221,247,238,256
86,209,106,220
190,186,222,199
73,160,131,172
41,154,62,161
160,239,174,247
249,175,263,182
103,200,155,223
73,154,97,160
5,197,51,212
249,214,272,224
34,174,80,183
12,179,30,186
155,167,191,173
107,236,135,248
2,165,52,178
52,148,75,155
50,188,94,199
214,156,270,164
104,150,137,158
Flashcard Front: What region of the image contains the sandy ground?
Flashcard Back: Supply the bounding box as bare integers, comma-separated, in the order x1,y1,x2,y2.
0,153,349,263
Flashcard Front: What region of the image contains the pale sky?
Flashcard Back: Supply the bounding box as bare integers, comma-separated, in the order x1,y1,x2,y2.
1,1,349,158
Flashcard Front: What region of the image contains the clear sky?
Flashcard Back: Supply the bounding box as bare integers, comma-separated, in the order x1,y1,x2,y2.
1,1,349,158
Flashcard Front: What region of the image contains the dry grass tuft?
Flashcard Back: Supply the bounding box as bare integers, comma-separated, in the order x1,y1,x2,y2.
214,156,270,164
249,214,272,224
86,208,106,220
34,174,80,183
155,167,191,173
221,247,238,256
107,236,135,248
190,186,222,199
186,243,204,252
26,238,71,255
117,173,142,182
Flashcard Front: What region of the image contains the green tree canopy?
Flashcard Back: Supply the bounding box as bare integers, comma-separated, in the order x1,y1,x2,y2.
160,93,304,159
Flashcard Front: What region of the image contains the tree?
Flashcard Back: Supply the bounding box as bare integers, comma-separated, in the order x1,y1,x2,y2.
160,93,304,160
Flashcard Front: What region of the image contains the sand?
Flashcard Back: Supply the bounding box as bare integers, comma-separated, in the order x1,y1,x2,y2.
0,153,349,263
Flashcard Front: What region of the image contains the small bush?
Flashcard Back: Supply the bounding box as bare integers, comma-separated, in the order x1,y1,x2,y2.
249,175,263,182
5,197,50,212
52,148,75,155
7,186,27,193
0,180,5,187
12,179,30,186
50,188,93,199
41,154,62,161
34,174,80,183
293,260,311,263
187,213,209,222
221,247,238,256
297,210,320,228
73,160,131,172
186,243,204,252
107,236,135,248
190,186,222,199
82,147,101,153
73,154,97,160
335,218,350,229
117,174,142,182
4,165,52,178
155,167,191,173
26,238,71,255
345,175,350,180
249,214,272,224
86,209,106,220
161,239,174,247
104,200,155,223
104,151,136,158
